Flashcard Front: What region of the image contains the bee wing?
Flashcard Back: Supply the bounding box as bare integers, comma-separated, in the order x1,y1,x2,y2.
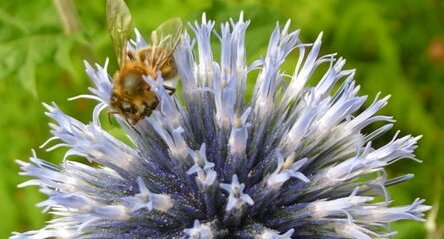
149,18,183,68
106,0,132,66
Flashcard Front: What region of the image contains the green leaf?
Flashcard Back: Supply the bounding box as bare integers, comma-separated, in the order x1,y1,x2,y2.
0,8,29,34
55,37,77,78
18,46,37,98
0,174,19,238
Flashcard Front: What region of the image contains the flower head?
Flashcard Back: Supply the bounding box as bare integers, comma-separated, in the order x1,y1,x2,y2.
12,13,430,239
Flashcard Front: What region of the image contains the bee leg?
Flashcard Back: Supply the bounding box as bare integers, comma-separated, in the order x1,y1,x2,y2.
124,117,133,126
125,119,143,138
127,51,136,61
108,111,119,125
163,85,176,96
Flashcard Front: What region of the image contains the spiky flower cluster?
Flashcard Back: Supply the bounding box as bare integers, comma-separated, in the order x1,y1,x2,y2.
12,14,430,238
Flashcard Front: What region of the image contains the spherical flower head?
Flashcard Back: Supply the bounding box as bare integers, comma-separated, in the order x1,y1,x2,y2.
12,13,430,239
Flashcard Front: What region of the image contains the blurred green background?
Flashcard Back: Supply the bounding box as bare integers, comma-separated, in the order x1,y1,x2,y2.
1,0,443,238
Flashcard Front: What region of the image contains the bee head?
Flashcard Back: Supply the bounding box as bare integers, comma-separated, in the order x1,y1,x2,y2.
110,95,159,124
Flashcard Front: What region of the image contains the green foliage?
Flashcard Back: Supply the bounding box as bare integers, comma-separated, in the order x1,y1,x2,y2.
0,0,443,238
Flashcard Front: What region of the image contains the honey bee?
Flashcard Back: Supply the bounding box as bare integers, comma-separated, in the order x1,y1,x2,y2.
106,0,183,124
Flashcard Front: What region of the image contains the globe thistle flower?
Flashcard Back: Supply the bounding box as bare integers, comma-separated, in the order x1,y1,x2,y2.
12,13,431,239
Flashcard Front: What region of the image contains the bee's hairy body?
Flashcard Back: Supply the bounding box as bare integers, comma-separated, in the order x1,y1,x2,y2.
110,48,177,124
106,0,183,125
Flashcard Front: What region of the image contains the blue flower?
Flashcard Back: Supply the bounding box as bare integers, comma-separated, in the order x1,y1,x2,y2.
12,13,430,239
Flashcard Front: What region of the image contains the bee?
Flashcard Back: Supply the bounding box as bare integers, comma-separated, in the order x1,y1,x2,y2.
106,0,183,124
